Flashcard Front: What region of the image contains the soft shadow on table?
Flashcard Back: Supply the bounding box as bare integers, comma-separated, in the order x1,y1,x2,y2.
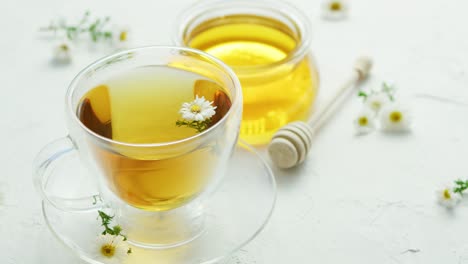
49,59,73,68
254,145,317,188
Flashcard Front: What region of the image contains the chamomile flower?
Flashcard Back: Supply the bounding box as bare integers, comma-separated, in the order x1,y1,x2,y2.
112,26,131,49
321,0,349,21
52,41,73,64
179,95,217,122
365,92,391,112
94,234,129,264
379,103,412,132
436,186,461,209
354,107,376,134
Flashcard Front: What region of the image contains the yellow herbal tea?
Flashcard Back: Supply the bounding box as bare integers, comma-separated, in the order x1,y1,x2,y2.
185,14,318,144
77,66,231,211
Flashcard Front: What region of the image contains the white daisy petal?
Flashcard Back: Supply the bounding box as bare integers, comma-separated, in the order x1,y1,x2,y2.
182,113,193,120
202,109,216,119
195,113,205,121
365,92,390,112
94,234,129,264
194,95,202,103
112,25,131,50
179,95,217,121
379,103,412,132
354,107,376,134
321,0,349,21
53,40,73,64
436,187,461,209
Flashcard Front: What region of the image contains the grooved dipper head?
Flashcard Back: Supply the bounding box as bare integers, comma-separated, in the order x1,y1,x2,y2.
268,121,314,169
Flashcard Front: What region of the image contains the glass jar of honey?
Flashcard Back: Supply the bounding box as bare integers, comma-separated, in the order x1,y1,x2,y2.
175,0,319,145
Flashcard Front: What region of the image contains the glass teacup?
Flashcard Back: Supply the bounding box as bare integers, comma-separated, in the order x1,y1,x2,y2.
33,46,242,247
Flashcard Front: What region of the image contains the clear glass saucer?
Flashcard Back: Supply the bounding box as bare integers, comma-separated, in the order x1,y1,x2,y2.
41,142,276,264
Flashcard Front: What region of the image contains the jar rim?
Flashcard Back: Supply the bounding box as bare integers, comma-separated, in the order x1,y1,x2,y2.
173,0,312,72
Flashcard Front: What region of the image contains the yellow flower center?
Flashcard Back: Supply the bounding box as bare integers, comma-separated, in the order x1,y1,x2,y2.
358,116,368,126
330,1,342,11
371,101,381,109
60,44,69,51
100,244,116,258
389,111,402,123
443,189,452,200
119,31,127,42
190,104,201,113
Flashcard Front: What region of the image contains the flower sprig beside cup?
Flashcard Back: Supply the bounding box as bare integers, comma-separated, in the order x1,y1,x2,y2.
40,11,130,64
437,180,468,209
176,95,217,133
41,11,114,42
354,82,412,134
95,210,132,263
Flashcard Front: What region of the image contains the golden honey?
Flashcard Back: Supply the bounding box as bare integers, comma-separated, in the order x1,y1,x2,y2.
183,14,318,144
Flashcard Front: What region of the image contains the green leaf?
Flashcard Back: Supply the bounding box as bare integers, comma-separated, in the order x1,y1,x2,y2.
176,119,212,133
97,210,129,240
40,11,114,44
358,91,368,98
453,179,468,195
381,82,396,101
112,225,122,235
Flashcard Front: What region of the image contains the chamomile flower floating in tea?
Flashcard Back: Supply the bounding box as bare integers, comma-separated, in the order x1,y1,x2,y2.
379,103,412,132
354,107,376,134
180,96,217,121
94,234,130,264
177,96,217,132
321,0,349,20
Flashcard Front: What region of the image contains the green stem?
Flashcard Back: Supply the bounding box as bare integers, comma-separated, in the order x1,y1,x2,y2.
453,179,468,195
40,11,113,42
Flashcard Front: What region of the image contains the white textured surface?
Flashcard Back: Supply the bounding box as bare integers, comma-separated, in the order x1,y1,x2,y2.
2,0,468,263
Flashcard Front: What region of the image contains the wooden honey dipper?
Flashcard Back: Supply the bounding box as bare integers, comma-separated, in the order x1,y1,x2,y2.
268,56,373,169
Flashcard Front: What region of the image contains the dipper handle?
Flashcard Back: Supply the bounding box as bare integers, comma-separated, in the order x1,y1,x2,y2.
268,57,373,169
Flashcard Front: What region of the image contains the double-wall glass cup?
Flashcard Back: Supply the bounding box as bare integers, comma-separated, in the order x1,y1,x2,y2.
33,46,243,248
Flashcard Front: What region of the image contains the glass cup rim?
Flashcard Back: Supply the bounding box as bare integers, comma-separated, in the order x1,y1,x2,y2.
173,0,312,72
66,45,242,148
